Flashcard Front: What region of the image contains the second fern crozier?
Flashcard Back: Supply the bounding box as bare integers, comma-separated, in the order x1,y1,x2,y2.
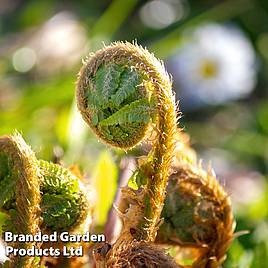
0,133,93,268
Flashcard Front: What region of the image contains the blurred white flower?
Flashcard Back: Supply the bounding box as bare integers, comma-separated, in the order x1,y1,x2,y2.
169,23,257,109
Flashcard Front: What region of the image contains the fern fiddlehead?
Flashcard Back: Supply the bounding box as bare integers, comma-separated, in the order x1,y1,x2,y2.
38,160,91,232
0,133,93,267
104,240,179,268
0,133,41,268
156,134,235,268
77,41,177,242
77,41,178,266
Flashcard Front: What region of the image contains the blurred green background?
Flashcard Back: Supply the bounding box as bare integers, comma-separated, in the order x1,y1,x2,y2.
0,0,268,267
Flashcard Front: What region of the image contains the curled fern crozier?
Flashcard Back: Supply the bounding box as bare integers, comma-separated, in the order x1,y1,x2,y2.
157,158,235,268
77,41,178,242
0,133,41,268
0,134,93,267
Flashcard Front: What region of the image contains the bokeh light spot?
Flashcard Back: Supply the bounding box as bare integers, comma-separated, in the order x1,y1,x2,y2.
139,0,187,29
12,47,36,73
